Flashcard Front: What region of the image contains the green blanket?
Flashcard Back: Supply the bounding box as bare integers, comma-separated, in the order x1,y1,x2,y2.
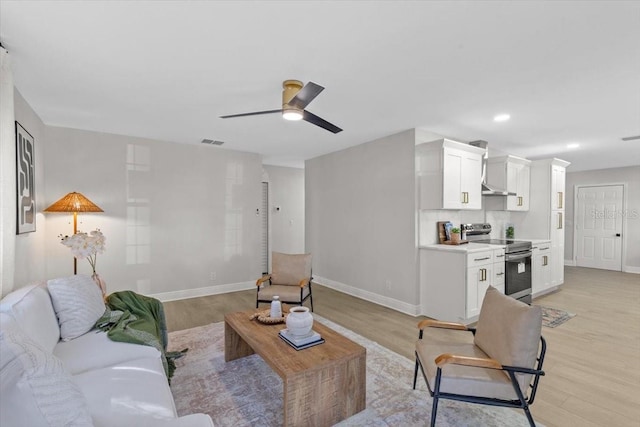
94,291,186,382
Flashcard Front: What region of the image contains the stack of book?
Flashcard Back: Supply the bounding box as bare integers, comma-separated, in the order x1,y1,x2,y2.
279,329,324,350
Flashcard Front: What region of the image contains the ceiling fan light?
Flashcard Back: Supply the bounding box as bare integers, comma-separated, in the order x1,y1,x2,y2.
283,108,303,121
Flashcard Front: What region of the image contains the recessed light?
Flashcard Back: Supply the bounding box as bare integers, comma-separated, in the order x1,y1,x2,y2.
493,114,510,122
567,143,579,149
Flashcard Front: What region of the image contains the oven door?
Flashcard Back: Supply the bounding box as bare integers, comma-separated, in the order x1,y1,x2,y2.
505,250,532,301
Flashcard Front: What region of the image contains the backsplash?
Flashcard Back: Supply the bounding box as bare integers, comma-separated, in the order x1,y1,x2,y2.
418,209,516,245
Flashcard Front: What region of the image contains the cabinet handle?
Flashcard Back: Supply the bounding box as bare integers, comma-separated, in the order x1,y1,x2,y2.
558,192,563,209
517,196,523,206
496,272,504,276
480,268,486,281
558,212,563,229
474,257,491,261
540,246,550,250
461,192,465,204
496,254,504,258
543,255,548,266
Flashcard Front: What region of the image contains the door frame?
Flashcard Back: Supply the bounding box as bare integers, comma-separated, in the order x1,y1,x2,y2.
573,183,627,272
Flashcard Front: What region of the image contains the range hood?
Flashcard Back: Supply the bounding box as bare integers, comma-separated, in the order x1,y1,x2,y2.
468,140,517,196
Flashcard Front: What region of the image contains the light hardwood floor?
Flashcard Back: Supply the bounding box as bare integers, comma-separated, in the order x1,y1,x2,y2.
163,266,640,427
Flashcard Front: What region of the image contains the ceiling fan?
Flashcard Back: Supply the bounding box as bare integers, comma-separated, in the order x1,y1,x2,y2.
220,80,343,134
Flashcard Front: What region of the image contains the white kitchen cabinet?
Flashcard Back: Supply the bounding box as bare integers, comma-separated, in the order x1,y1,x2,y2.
417,139,485,210
512,158,570,294
485,155,531,211
551,165,566,210
532,243,552,295
420,247,502,324
493,248,506,294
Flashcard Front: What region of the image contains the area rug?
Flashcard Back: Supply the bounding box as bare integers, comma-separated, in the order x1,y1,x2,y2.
539,306,576,328
168,316,542,427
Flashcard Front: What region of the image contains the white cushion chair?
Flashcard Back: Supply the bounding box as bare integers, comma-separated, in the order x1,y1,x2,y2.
413,286,546,427
256,252,313,311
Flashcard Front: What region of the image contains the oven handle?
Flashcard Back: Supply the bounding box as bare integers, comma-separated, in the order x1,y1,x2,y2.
505,251,532,262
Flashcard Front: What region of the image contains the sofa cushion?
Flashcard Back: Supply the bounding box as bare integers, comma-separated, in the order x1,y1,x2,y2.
48,274,106,341
270,252,312,286
73,357,177,426
54,329,161,375
0,283,60,352
0,313,94,426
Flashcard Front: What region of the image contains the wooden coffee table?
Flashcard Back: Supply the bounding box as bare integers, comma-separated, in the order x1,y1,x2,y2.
224,309,366,427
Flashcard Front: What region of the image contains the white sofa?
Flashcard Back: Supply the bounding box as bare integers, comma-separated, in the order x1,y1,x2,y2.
0,279,213,427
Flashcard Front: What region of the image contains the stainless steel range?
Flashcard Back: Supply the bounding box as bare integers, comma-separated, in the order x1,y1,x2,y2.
462,224,533,304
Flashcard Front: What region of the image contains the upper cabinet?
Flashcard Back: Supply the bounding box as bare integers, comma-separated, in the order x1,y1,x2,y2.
485,155,531,211
417,139,485,210
551,164,566,210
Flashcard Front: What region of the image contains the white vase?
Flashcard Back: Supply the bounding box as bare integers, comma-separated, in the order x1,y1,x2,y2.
286,306,313,338
270,295,282,318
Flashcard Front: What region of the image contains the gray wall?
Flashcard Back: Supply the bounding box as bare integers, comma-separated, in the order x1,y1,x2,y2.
565,165,640,270
8,91,307,300
11,90,47,291
42,126,264,298
306,129,419,313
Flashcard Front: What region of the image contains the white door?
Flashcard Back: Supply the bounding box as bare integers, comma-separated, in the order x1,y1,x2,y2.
575,185,623,271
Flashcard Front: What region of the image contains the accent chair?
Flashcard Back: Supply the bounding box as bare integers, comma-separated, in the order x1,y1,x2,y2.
256,252,313,311
413,286,546,427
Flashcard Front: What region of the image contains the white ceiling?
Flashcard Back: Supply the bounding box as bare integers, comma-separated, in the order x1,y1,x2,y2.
1,1,639,171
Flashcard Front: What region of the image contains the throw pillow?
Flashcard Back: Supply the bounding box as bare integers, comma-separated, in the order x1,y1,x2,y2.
0,313,94,426
48,274,106,341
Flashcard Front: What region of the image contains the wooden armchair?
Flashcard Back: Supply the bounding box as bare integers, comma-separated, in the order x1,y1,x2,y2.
413,287,546,427
256,252,313,311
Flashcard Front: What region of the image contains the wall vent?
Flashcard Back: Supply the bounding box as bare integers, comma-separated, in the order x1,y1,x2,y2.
201,139,225,145
621,135,640,141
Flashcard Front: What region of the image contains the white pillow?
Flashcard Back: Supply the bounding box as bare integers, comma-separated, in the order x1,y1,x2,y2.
0,313,94,426
48,275,106,341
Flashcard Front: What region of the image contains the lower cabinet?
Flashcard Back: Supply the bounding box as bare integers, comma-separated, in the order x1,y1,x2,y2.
420,247,505,324
532,242,553,296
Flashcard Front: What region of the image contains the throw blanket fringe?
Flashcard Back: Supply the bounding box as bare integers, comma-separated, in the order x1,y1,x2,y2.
94,290,187,382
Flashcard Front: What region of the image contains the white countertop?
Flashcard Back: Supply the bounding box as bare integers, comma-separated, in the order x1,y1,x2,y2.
419,242,505,253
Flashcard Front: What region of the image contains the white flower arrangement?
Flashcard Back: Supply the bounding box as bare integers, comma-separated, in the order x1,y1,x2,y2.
60,229,106,274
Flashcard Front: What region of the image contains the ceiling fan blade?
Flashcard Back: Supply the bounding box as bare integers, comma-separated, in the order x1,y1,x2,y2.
288,82,324,109
220,109,282,119
303,110,343,134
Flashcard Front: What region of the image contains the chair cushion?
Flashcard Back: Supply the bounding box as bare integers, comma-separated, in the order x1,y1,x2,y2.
416,325,518,400
0,283,60,353
258,284,310,303
474,286,542,394
0,313,94,427
270,252,311,286
48,274,107,341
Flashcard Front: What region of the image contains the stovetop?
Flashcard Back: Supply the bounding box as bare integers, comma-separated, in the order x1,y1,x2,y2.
474,238,532,253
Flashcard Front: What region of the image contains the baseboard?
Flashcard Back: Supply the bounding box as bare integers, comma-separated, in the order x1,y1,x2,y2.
564,259,576,266
313,275,421,316
623,265,640,274
151,281,255,302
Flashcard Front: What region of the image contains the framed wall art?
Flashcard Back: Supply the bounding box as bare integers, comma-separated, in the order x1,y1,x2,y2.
16,121,36,234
